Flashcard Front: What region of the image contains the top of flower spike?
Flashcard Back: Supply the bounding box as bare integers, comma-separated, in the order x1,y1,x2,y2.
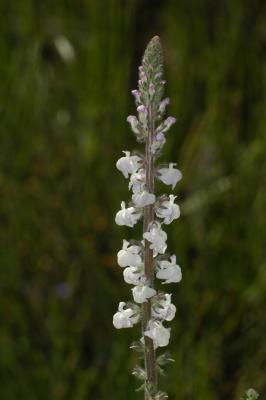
138,36,164,109
142,36,163,78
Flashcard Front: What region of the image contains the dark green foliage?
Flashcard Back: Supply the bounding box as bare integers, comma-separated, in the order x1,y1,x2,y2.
0,1,265,399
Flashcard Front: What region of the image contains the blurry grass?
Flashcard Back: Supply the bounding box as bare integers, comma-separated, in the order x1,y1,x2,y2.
0,0,265,399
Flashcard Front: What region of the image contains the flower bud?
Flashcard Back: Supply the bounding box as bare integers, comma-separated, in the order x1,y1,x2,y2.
127,115,141,134
159,98,170,114
149,83,155,97
137,105,148,127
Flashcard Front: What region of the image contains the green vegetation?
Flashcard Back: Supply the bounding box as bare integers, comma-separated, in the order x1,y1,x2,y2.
0,1,265,399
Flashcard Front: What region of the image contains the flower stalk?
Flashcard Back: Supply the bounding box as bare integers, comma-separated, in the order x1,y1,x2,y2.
114,36,182,399
142,100,157,391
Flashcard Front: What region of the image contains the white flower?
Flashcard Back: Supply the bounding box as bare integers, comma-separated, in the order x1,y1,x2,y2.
156,255,182,284
132,190,156,207
132,284,156,303
143,222,167,256
117,240,142,268
155,195,180,224
128,169,145,193
113,302,139,329
123,266,144,285
157,163,182,189
144,320,170,348
115,202,142,227
152,293,176,321
116,151,142,178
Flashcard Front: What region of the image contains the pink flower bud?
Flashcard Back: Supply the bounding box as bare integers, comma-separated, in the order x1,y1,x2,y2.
137,105,148,126
156,132,166,145
149,83,155,97
131,89,141,103
159,98,170,114
127,115,140,134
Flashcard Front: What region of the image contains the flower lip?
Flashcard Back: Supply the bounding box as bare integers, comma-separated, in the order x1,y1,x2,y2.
155,195,180,225
144,320,171,348
117,239,142,268
116,151,142,178
123,266,144,285
115,201,142,227
152,293,176,321
132,190,156,208
113,301,140,329
157,163,182,189
132,284,156,304
143,222,167,257
156,255,182,284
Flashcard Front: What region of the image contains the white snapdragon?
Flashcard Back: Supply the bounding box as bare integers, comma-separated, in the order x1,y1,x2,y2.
123,266,144,285
155,195,180,225
156,255,182,284
152,293,176,321
115,202,142,227
157,163,182,189
132,284,156,304
144,320,170,348
113,302,140,329
143,222,167,256
117,240,142,268
132,190,156,207
116,151,142,178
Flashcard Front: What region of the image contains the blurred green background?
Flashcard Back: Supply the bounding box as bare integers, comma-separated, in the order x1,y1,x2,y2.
0,1,265,399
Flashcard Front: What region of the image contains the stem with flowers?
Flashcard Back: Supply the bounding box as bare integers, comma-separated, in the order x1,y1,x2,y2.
113,36,182,399
142,87,156,389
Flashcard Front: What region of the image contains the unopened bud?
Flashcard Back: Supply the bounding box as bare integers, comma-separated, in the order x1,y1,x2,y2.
132,89,141,104
127,115,140,134
137,105,148,127
149,83,155,97
159,98,170,114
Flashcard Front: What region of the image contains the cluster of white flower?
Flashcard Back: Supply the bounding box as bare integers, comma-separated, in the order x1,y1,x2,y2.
113,36,182,395
113,145,182,349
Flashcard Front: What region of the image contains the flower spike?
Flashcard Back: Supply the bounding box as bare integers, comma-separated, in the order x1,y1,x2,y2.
114,36,182,398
